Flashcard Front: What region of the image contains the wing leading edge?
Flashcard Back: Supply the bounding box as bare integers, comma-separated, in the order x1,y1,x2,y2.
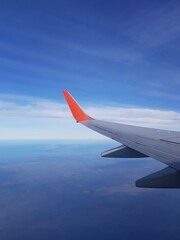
63,90,180,188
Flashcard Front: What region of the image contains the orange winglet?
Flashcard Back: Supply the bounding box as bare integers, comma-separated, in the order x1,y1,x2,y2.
63,90,92,122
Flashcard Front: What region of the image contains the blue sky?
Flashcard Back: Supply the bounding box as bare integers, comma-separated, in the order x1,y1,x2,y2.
1,0,180,139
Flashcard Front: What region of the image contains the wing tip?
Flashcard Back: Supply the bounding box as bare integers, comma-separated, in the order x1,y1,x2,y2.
62,90,92,122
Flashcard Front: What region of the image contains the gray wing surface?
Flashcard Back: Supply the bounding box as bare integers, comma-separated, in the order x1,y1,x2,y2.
63,90,180,188
82,119,180,171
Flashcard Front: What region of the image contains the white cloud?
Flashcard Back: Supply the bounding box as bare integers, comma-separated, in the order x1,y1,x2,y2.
0,94,69,118
1,93,180,140
65,42,143,63
1,94,180,126
87,107,180,130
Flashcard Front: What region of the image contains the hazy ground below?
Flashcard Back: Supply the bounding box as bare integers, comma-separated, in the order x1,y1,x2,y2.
0,140,179,240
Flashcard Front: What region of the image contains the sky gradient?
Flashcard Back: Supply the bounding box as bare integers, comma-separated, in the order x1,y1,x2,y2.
1,0,180,139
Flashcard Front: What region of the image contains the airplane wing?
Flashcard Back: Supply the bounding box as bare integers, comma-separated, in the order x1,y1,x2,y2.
63,90,180,188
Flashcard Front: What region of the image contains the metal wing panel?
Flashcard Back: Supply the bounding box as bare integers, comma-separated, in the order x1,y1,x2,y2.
62,90,180,171
63,90,180,187
136,167,180,188
82,119,180,170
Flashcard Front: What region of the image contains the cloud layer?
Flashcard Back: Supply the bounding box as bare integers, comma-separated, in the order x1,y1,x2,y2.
1,94,180,136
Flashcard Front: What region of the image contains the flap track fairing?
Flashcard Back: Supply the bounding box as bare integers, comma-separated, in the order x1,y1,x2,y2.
101,145,148,158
